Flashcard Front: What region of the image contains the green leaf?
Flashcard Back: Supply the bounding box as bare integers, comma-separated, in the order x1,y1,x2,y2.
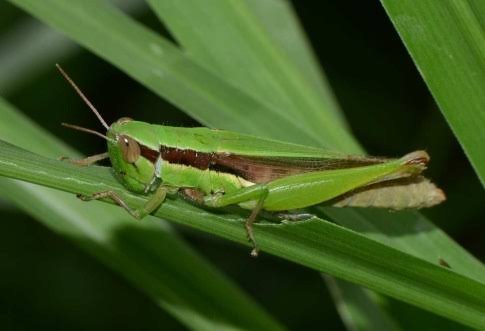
7,0,485,328
0,98,286,331
380,0,485,187
325,277,402,331
1,140,485,330
8,0,330,147
0,21,77,94
0,0,144,94
147,0,357,151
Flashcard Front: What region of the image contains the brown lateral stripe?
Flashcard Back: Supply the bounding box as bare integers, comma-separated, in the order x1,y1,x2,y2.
140,144,389,184
139,144,160,163
139,144,214,169
160,146,213,170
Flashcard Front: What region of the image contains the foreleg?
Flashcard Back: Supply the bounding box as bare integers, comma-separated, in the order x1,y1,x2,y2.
77,184,168,219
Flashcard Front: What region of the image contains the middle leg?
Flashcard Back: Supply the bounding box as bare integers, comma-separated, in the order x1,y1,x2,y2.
203,184,269,256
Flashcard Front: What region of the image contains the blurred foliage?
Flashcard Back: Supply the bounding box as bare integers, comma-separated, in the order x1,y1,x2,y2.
0,1,483,330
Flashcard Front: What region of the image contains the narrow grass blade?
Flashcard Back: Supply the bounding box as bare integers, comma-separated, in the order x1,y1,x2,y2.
8,0,331,147
7,0,485,328
1,141,485,330
147,0,357,151
0,98,286,331
0,21,78,94
0,0,144,94
380,0,485,187
323,207,485,284
325,277,402,331
245,0,342,117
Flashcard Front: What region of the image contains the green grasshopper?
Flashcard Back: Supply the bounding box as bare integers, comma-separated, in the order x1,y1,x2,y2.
57,65,445,256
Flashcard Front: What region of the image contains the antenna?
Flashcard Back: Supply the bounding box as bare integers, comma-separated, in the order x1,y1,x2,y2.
61,123,111,141
56,64,110,130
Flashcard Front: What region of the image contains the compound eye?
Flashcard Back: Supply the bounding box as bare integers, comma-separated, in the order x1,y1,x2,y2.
118,135,140,163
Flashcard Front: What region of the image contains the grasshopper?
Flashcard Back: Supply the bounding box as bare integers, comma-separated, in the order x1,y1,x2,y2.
57,65,445,256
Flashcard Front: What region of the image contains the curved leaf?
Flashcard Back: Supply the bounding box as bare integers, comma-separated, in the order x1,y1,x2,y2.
1,140,485,330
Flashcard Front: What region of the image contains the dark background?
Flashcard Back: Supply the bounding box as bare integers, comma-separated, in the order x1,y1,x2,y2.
0,1,482,330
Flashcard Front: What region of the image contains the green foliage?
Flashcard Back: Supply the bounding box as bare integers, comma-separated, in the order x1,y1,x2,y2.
382,0,485,186
1,1,484,330
2,138,485,329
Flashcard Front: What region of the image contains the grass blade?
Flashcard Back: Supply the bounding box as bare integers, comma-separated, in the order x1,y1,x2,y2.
8,0,331,147
244,0,341,112
0,20,78,94
1,140,485,329
381,0,485,186
147,0,356,151
7,0,485,328
325,277,402,331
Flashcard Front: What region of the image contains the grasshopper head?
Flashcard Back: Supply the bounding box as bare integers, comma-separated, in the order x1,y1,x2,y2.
56,65,159,194
107,118,159,194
